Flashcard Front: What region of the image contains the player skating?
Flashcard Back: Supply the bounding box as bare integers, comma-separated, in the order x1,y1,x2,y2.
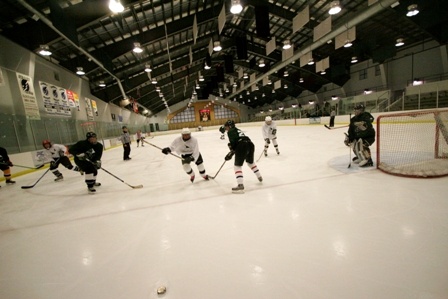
69,132,103,194
344,104,376,167
42,140,83,182
136,130,145,147
161,128,209,183
262,116,279,156
0,146,16,187
221,120,262,193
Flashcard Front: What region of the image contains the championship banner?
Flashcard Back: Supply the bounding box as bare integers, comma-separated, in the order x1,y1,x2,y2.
91,99,98,116
17,72,40,120
85,97,95,121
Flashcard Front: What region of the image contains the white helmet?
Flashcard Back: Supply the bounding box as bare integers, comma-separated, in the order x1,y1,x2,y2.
181,128,191,135
265,116,272,122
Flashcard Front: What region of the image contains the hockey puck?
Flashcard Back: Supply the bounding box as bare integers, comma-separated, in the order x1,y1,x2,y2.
157,286,167,295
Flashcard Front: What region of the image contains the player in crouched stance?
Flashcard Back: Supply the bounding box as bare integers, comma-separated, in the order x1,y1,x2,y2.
42,139,83,182
345,104,376,167
262,116,279,156
221,120,262,193
69,132,103,194
161,128,209,183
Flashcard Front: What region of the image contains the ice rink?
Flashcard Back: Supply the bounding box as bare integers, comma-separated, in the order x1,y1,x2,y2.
1,124,448,299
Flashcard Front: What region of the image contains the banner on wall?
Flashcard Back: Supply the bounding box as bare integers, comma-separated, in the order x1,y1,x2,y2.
39,81,72,116
91,99,98,116
59,87,71,116
16,72,40,120
39,81,57,114
199,109,210,122
85,97,95,121
66,89,80,110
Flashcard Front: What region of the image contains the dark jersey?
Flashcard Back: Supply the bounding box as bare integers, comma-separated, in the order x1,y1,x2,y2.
0,147,10,163
227,126,251,150
69,140,103,162
348,111,376,142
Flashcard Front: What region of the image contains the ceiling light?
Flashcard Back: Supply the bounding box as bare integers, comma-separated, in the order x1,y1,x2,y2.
364,89,372,94
283,84,288,89
151,77,157,84
243,73,248,79
328,1,341,15
76,67,85,76
144,64,152,72
196,83,200,89
204,63,211,70
307,59,314,65
413,78,423,86
133,42,143,53
395,38,404,47
109,0,124,13
344,40,352,48
406,4,419,17
332,95,338,100
284,71,289,77
230,0,243,14
99,81,106,87
213,41,222,52
351,56,358,63
267,80,272,85
259,59,265,67
320,70,326,75
283,40,291,50
38,44,52,56
199,75,204,81
299,77,304,83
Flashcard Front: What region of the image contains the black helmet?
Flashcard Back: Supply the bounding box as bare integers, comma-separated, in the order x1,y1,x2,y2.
224,120,235,128
86,132,97,139
354,104,365,110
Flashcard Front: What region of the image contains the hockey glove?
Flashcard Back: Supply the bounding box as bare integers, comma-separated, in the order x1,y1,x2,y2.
265,138,270,144
76,153,86,160
183,156,194,163
344,135,351,147
94,160,102,169
219,126,226,134
272,129,277,135
162,147,171,155
50,160,57,168
224,151,234,161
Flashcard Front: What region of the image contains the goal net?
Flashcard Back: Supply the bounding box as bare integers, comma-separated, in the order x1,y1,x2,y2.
376,109,448,178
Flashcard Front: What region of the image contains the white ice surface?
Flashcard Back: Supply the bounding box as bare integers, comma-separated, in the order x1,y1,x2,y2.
1,125,448,299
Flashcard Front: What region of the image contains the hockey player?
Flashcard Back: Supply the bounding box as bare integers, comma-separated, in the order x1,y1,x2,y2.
262,116,280,156
120,126,131,160
69,132,103,194
136,130,145,147
222,120,262,193
42,140,82,182
344,104,376,167
162,128,209,183
0,146,16,187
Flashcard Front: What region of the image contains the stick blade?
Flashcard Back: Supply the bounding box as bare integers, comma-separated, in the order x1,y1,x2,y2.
324,125,331,130
35,164,44,169
131,184,144,189
21,185,34,189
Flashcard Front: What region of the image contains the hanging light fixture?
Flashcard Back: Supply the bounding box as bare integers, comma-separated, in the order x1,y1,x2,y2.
213,41,222,52
283,39,291,50
243,73,248,79
199,75,204,82
284,71,289,77
395,38,405,47
344,40,352,48
406,4,419,17
144,64,152,72
230,0,243,14
133,42,143,53
328,1,341,15
99,81,106,87
76,67,85,76
259,59,265,67
204,63,211,70
351,56,358,63
109,0,124,13
308,58,314,65
38,45,52,56
151,77,158,84
299,77,304,83
320,70,326,75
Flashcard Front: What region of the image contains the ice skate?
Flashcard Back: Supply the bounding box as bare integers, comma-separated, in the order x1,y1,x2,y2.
88,187,96,194
94,182,101,187
202,175,209,180
264,150,267,157
276,149,280,155
5,179,16,184
54,175,64,182
352,157,360,164
258,176,263,182
190,175,195,183
232,184,244,193
359,158,373,167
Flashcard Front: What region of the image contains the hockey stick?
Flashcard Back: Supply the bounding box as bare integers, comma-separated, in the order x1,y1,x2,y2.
86,159,143,189
324,124,349,130
21,168,51,189
256,150,264,162
4,163,44,170
142,139,183,160
209,160,227,179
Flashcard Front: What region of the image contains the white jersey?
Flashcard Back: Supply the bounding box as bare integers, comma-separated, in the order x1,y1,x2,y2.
44,144,67,159
262,121,277,139
169,136,200,161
